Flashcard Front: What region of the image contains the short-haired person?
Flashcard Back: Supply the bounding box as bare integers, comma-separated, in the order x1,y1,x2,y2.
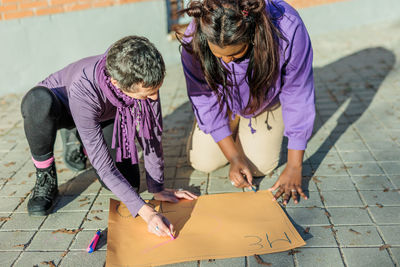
180,0,315,204
21,36,197,237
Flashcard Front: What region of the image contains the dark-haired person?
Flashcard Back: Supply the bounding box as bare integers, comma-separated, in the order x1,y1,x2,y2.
180,0,314,204
21,36,197,237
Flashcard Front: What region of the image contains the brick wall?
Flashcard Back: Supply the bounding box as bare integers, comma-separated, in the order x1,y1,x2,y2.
0,0,348,21
0,0,145,20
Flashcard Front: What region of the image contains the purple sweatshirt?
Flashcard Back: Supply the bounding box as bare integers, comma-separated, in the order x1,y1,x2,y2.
38,53,164,217
182,0,315,150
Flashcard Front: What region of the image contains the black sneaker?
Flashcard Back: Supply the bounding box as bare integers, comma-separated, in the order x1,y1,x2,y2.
60,128,87,172
28,163,58,216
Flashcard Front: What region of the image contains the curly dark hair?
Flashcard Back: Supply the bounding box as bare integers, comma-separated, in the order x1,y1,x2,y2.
106,36,165,92
179,0,284,114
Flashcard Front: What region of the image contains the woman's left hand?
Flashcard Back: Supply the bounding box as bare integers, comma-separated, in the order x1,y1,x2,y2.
268,165,308,205
153,188,198,203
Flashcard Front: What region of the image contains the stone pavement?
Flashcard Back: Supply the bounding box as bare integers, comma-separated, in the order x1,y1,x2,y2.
1,19,400,267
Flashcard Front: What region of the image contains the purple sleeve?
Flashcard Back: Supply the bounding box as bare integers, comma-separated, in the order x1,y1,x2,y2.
279,17,315,151
181,46,231,143
137,97,164,193
68,87,146,217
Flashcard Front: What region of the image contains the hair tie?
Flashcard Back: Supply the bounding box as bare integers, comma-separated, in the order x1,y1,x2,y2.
242,10,249,17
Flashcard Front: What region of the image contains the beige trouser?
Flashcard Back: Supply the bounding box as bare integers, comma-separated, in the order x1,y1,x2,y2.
187,105,284,176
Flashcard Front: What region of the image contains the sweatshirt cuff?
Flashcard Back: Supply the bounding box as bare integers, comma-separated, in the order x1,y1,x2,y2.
146,171,165,193
210,124,232,143
126,198,146,218
287,136,307,151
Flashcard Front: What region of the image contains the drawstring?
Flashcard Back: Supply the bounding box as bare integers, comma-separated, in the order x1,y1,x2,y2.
248,118,256,134
265,110,272,131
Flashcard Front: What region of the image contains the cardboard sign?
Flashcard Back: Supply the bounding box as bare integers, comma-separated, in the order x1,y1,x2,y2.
106,190,305,267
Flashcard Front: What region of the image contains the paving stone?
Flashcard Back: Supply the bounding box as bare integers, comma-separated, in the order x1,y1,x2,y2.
365,140,400,151
360,190,400,206
379,162,400,175
26,231,75,251
345,162,385,176
59,178,102,196
0,197,23,212
15,251,64,267
372,150,400,161
285,207,330,226
305,151,342,165
313,163,350,176
334,139,369,152
209,165,230,179
368,206,400,224
328,207,373,225
339,151,376,163
40,212,86,230
176,166,208,180
70,230,107,250
390,248,400,264
0,182,33,197
91,195,112,211
295,248,344,267
247,252,294,266
335,226,383,247
59,251,106,267
294,225,337,247
379,225,400,245
388,175,400,188
208,177,243,194
81,210,108,230
200,257,245,266
351,175,394,190
320,191,363,207
315,175,356,191
342,248,394,267
286,192,324,208
1,213,45,230
52,195,96,212
0,231,35,250
0,252,20,266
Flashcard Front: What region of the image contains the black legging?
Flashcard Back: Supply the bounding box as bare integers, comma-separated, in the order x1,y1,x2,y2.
20,86,140,188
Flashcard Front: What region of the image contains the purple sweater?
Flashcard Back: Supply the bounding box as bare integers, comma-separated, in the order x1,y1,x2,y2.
38,53,164,217
182,0,315,150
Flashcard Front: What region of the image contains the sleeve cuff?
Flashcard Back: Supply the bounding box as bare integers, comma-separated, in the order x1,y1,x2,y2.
126,198,146,218
146,171,165,193
210,124,232,143
287,136,307,150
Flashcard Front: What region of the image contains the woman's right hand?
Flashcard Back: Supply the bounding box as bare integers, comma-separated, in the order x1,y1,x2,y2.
138,204,174,237
229,155,253,189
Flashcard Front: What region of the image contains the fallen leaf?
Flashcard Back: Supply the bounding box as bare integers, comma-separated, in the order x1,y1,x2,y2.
8,191,16,196
4,162,16,167
379,244,391,251
93,216,102,221
41,261,56,267
208,259,215,262
366,230,371,234
288,249,301,255
324,211,331,217
320,195,325,202
254,254,272,265
323,225,334,229
376,203,384,208
20,181,26,185
306,205,317,210
79,202,90,207
78,197,89,202
0,217,11,222
304,227,310,234
360,205,369,210
60,250,69,258
358,164,363,168
28,172,35,178
312,177,322,183
52,228,83,234
57,168,68,173
383,188,389,192
349,229,361,235
90,210,103,214
13,244,26,248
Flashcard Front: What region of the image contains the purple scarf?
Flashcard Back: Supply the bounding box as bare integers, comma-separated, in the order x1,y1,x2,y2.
96,55,162,164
